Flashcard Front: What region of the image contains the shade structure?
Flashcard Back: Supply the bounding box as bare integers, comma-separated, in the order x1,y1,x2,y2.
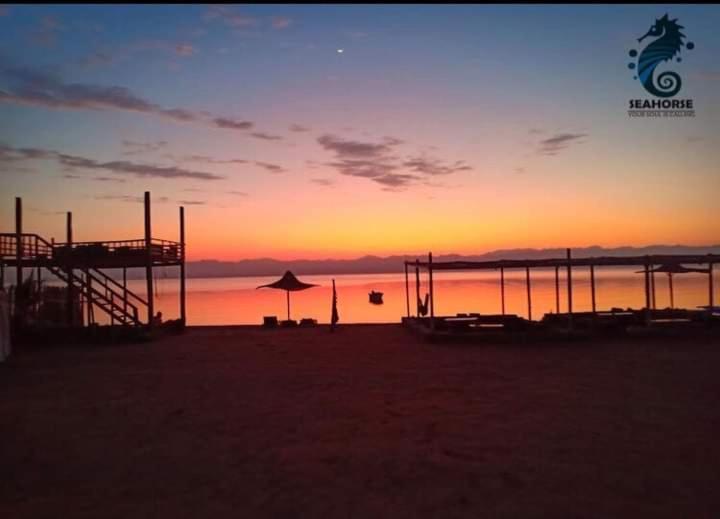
635,264,710,309
257,271,318,321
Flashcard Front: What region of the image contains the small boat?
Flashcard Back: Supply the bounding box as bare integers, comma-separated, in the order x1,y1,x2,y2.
369,290,384,305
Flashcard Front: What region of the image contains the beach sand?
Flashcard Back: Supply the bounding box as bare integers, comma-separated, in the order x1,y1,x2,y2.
1,324,719,518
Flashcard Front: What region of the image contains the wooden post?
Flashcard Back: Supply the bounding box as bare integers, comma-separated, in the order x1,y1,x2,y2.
404,262,410,318
86,269,93,325
66,212,74,326
525,266,532,321
668,273,674,309
566,248,573,329
590,264,596,314
428,252,435,330
179,206,186,326
286,290,290,321
415,259,420,317
644,259,651,325
122,267,128,323
144,192,154,327
500,267,505,315
650,263,656,310
554,265,560,314
709,262,714,311
15,197,23,325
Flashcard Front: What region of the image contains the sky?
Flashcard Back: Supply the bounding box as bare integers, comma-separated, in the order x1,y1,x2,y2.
1,4,719,261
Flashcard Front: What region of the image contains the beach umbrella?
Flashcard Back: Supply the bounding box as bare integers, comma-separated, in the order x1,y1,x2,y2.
635,264,710,309
257,271,318,321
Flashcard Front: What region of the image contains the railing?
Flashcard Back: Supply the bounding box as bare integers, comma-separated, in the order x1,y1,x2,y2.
53,238,183,264
0,233,53,260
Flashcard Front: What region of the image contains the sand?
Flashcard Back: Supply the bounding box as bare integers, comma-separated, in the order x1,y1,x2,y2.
1,325,719,518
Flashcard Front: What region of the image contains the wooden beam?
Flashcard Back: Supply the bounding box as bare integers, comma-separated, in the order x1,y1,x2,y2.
554,265,560,314
500,267,505,315
590,264,596,314
415,259,420,317
404,262,410,318
15,197,23,325
566,248,573,329
179,206,186,326
525,266,532,321
428,252,435,330
66,212,73,326
122,267,128,323
144,191,154,327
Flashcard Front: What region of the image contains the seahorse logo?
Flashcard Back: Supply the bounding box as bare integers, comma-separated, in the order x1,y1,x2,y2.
628,14,694,98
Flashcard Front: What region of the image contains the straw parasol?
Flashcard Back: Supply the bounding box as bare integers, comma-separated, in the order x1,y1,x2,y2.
257,271,318,321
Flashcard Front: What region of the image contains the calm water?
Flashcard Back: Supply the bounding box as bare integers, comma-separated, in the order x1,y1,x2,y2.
93,267,715,325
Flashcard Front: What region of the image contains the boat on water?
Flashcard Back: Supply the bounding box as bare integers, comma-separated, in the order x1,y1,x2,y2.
369,291,384,305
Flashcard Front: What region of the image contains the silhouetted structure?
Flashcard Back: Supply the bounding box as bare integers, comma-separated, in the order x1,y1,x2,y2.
257,271,317,322
0,193,186,331
404,250,718,335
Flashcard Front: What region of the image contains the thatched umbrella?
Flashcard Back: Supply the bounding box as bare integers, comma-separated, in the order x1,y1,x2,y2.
636,264,710,309
257,271,318,321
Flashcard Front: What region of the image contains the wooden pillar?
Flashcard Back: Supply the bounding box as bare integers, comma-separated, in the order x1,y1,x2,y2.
668,273,674,309
525,267,532,321
15,197,23,325
286,291,290,321
66,212,74,326
500,267,506,315
179,206,186,326
644,259,651,325
122,267,128,322
144,192,154,326
404,262,410,318
566,248,573,329
428,252,435,330
415,260,420,317
554,265,560,314
650,264,656,310
590,264,596,314
709,263,714,310
86,269,93,325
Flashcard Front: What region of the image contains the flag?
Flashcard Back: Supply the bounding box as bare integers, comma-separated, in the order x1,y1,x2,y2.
330,279,339,330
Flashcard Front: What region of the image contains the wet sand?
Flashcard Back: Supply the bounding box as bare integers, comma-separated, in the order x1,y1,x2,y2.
1,325,719,518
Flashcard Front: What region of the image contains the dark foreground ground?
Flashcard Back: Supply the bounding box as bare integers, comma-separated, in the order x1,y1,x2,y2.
1,325,719,518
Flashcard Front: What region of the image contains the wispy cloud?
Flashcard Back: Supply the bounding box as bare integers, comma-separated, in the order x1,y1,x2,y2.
0,62,276,137
310,178,334,186
537,132,587,156
122,140,168,155
318,134,471,190
178,199,206,205
289,124,310,133
94,194,170,204
228,190,249,196
250,131,283,141
204,5,258,28
174,154,248,165
0,142,224,181
255,161,286,173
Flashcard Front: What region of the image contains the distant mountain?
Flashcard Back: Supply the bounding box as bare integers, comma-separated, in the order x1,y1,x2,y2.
179,244,720,279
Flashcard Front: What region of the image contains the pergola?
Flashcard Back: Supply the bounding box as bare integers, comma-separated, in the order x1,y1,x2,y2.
404,249,718,330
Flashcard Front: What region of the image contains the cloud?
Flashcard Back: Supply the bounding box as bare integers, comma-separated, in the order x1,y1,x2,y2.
255,161,286,173
318,133,471,191
289,124,310,132
122,140,168,155
271,17,292,29
204,5,258,28
175,44,196,57
317,134,396,158
228,190,249,196
0,62,274,136
0,142,224,181
213,117,253,130
537,132,587,156
250,131,283,141
403,157,471,176
175,154,248,165
178,199,206,205
310,178,334,186
94,194,170,204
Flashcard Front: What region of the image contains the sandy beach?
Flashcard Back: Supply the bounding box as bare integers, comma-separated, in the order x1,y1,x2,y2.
1,325,719,518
